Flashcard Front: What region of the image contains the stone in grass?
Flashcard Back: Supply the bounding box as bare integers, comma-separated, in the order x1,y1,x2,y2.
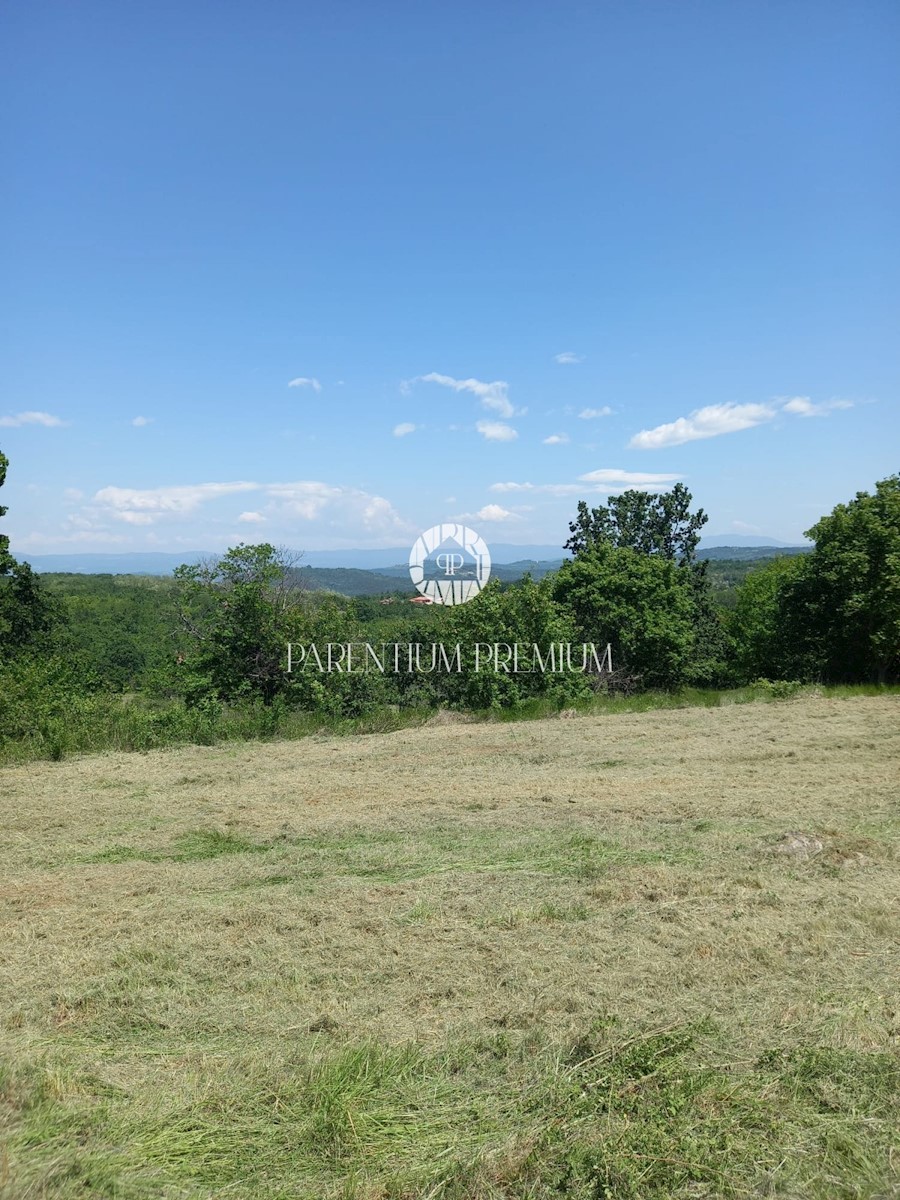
772,831,824,860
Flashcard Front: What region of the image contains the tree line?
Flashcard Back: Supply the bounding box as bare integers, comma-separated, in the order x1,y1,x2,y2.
1,446,898,760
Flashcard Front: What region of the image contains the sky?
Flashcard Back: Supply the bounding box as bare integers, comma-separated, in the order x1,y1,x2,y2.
1,0,897,557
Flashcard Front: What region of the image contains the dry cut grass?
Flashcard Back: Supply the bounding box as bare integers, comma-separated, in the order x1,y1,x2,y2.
1,695,898,1198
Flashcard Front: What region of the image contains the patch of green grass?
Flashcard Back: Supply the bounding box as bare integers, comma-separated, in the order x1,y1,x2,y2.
3,1024,898,1199
86,844,158,864
536,900,590,922
4,683,898,767
559,832,695,881
84,829,273,865
0,1060,160,1199
85,826,694,886
170,830,271,862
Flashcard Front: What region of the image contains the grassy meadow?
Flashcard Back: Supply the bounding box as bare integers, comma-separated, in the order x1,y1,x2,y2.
1,694,898,1198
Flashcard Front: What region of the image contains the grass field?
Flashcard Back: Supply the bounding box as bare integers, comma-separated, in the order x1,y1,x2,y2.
1,695,898,1198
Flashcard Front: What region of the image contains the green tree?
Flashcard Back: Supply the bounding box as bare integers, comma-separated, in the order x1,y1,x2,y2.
443,575,591,709
793,474,900,683
564,483,707,564
0,451,13,576
173,544,307,704
562,485,730,686
553,543,697,689
729,554,810,682
0,450,60,657
729,474,900,684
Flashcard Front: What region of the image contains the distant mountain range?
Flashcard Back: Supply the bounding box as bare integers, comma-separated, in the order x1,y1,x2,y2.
24,537,809,583
22,544,568,575
699,534,806,548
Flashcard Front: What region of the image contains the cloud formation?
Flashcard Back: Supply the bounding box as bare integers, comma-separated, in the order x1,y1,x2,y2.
287,377,322,392
629,394,855,449
86,479,409,540
490,481,579,495
410,372,515,418
474,504,517,522
629,402,775,449
578,469,682,485
456,504,519,523
782,396,853,418
0,411,66,428
578,406,612,419
554,352,584,364
131,416,152,427
476,420,518,442
263,482,408,536
93,482,259,525
491,467,683,496
393,422,417,437
542,434,569,445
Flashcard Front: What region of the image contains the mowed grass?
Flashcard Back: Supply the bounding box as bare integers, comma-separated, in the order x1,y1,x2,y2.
0,696,898,1199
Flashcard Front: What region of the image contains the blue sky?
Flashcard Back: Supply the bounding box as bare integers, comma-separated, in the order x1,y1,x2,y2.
2,0,897,555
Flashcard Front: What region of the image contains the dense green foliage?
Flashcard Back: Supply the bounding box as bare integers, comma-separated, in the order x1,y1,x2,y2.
560,485,732,688
0,451,59,659
1,446,897,763
727,473,900,684
554,544,696,689
564,483,706,563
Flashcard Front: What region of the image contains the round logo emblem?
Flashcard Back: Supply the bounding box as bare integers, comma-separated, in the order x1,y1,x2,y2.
408,523,491,605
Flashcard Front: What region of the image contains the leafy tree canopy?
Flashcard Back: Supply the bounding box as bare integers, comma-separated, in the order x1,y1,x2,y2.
173,543,307,704
0,449,60,657
798,473,900,683
564,483,707,566
554,543,698,690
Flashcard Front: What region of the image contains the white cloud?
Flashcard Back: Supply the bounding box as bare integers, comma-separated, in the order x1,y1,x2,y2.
89,480,409,537
476,504,517,522
0,410,67,428
265,482,409,536
263,481,340,520
579,406,613,419
131,415,152,427
412,372,515,418
455,503,520,523
93,481,259,525
489,481,583,496
63,488,84,501
543,433,570,445
31,479,414,551
491,468,683,497
393,422,417,437
554,352,584,364
476,420,518,442
629,402,775,449
781,395,854,418
287,377,322,392
577,469,682,485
